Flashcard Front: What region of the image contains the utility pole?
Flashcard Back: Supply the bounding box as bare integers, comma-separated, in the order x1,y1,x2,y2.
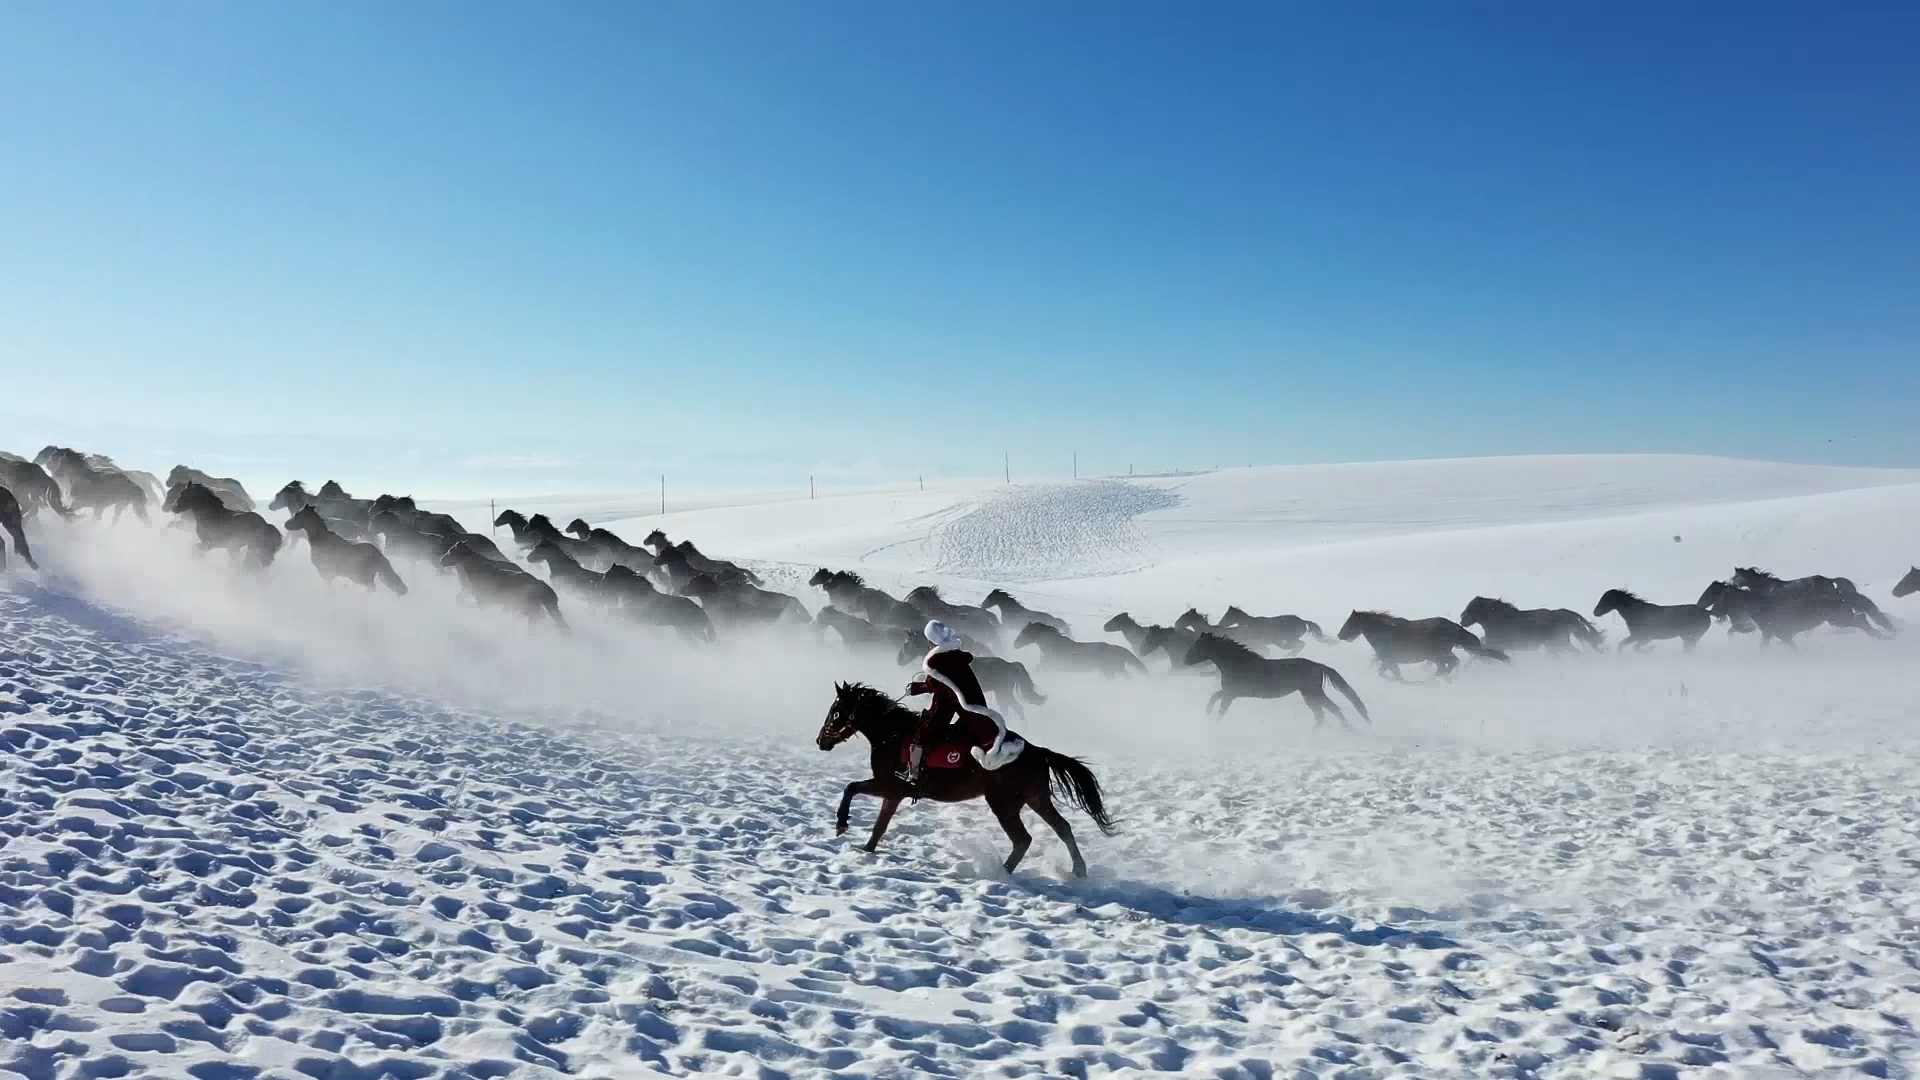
660,474,665,516
489,499,496,535
918,475,923,491
1073,452,1077,479
810,475,815,500
1004,453,1010,484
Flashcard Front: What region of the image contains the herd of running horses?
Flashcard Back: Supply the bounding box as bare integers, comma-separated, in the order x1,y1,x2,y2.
4,444,1915,876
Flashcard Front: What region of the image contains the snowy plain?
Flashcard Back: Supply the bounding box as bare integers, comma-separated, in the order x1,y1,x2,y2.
5,453,1920,1079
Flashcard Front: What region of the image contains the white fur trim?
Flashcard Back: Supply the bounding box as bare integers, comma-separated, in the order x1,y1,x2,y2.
971,734,1025,771
917,660,1006,739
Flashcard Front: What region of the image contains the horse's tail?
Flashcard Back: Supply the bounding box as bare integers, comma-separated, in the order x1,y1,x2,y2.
1320,663,1370,724
1041,749,1118,836
1570,614,1606,649
45,483,74,519
1305,620,1332,644
1838,586,1896,632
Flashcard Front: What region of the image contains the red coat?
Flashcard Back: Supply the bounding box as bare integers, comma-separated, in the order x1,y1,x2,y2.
908,648,1000,748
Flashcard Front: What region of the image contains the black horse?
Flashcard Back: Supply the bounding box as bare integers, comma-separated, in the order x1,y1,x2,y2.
680,573,810,628
1217,606,1332,655
167,466,253,512
1458,597,1605,654
563,518,655,569
600,565,716,642
271,481,374,540
1337,610,1509,679
1729,567,1894,635
284,506,407,594
982,589,1071,636
438,542,567,630
893,631,1047,716
164,482,282,567
905,586,1002,643
816,605,903,652
644,529,760,585
526,540,616,607
37,447,149,523
817,682,1116,877
1012,623,1147,678
1699,580,1884,647
0,486,37,572
1897,568,1919,599
808,569,924,630
0,456,72,520
1184,633,1369,729
1592,589,1710,652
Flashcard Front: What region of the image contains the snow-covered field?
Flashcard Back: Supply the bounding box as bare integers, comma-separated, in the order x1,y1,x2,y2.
5,453,1920,1078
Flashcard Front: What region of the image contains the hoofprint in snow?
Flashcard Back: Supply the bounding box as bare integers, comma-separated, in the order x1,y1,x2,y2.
3,453,1920,1078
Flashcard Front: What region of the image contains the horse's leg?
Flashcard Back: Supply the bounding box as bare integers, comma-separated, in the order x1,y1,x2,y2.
1204,689,1223,715
837,778,881,836
1027,793,1086,878
1616,634,1634,652
989,788,1033,874
1304,687,1346,731
1682,633,1699,653
1215,692,1234,716
863,795,903,853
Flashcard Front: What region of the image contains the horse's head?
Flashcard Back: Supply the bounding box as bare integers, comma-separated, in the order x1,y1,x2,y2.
895,631,927,666
1593,589,1635,617
162,481,212,515
528,513,557,535
525,541,556,565
1102,613,1134,633
1895,568,1920,599
808,568,833,588
1220,605,1250,626
270,482,307,511
1174,608,1210,633
284,505,325,534
1336,611,1374,641
982,588,1011,609
1011,622,1051,649
372,494,406,515
167,465,194,489
436,540,479,569
318,480,349,499
644,529,669,550
565,518,592,538
493,509,523,529
1459,597,1494,628
818,682,887,751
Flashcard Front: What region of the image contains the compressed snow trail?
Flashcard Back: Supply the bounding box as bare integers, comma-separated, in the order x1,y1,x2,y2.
928,481,1181,583
6,580,1920,1078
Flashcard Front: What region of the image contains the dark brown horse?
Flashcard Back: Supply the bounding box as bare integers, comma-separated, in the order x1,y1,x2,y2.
817,682,1116,877
1337,610,1509,679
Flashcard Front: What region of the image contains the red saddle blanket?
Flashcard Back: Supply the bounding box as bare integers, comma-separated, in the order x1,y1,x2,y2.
901,744,971,770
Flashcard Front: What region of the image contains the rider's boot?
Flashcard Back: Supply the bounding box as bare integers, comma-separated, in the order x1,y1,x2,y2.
897,744,924,785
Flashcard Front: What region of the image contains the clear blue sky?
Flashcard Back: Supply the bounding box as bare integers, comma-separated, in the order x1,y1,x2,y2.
3,2,1916,497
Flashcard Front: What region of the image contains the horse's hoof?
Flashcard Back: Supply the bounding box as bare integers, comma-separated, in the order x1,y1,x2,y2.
835,824,847,837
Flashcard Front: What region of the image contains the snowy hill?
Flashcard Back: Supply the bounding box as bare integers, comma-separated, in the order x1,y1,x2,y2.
6,453,1920,1077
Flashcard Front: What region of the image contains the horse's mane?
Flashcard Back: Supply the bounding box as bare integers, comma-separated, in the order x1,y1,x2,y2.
983,587,1012,603
835,681,912,725
1191,631,1260,662
821,569,864,588
1735,566,1782,584
1605,588,1643,604
907,584,941,600
1473,596,1518,614
318,480,348,497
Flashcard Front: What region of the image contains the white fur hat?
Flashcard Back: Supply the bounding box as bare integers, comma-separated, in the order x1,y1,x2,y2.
924,620,959,648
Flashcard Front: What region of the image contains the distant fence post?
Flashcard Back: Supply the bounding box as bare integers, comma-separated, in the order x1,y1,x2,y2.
1073,451,1077,479
489,499,496,534
660,474,665,516
1004,452,1009,484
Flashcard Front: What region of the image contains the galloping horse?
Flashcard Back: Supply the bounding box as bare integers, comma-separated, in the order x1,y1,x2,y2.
817,682,1116,877
1592,589,1710,652
0,486,37,571
1184,633,1369,729
1458,597,1605,654
1337,610,1508,679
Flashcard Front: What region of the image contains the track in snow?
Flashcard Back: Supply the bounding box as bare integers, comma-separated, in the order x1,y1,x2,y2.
931,481,1180,583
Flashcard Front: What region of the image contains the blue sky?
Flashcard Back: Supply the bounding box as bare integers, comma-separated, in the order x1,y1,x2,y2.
2,2,1916,496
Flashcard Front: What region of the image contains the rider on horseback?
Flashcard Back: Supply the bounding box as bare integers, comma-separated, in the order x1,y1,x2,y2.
901,620,1024,784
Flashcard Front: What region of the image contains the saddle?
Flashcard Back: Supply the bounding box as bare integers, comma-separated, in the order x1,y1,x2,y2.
899,743,971,770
